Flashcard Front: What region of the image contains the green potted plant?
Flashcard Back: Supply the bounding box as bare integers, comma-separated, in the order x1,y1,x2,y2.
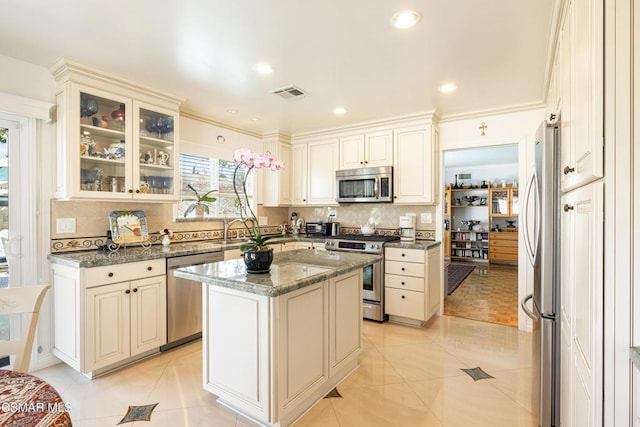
183,184,217,218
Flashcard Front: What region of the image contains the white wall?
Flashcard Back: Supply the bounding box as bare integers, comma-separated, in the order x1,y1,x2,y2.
0,54,55,103
438,107,547,331
444,162,519,189
180,116,262,159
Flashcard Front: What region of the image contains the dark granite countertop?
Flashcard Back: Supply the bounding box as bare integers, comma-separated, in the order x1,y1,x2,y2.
174,249,381,297
631,347,640,369
47,235,327,268
385,240,441,250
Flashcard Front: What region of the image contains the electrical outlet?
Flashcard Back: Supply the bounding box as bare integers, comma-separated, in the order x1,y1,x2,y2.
56,218,76,234
421,213,432,223
258,216,268,226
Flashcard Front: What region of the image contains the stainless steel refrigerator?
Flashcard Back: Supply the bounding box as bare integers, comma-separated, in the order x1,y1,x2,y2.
521,117,561,427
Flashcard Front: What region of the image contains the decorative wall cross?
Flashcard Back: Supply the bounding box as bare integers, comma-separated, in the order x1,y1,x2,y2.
479,122,487,136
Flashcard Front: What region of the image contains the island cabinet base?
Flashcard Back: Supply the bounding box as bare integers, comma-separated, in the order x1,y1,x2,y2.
202,270,362,427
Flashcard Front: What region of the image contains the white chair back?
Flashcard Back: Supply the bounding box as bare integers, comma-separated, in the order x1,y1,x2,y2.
0,285,49,372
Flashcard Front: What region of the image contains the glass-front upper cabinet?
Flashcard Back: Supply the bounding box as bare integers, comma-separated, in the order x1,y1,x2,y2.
52,58,182,201
133,102,179,201
511,188,519,215
77,90,131,199
489,187,518,216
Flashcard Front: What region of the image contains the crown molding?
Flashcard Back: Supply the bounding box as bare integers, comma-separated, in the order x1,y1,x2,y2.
290,110,439,142
179,109,263,139
49,57,184,106
438,101,546,123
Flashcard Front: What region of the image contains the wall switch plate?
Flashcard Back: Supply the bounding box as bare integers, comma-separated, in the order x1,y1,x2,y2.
56,218,76,234
258,216,268,226
421,213,432,224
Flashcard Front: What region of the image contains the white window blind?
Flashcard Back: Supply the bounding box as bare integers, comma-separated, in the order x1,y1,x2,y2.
176,153,253,219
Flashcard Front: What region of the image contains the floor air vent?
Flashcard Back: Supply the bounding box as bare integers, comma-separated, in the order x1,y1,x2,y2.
271,85,311,101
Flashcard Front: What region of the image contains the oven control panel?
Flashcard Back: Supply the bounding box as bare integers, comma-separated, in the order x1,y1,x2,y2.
324,239,383,254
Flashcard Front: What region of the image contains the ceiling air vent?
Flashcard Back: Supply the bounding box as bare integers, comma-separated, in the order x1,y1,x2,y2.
271,85,311,101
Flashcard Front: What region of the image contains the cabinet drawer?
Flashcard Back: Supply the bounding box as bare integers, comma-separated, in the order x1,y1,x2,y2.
489,232,518,241
385,288,424,320
491,239,518,248
489,252,518,262
385,274,424,292
490,246,518,256
385,260,424,278
85,259,166,287
385,248,424,263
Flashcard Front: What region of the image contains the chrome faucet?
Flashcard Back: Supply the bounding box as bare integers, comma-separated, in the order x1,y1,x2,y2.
223,215,248,244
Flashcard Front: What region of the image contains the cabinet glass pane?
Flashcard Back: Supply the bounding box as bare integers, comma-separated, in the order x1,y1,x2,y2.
79,92,127,193
511,189,519,215
491,190,509,214
138,108,175,195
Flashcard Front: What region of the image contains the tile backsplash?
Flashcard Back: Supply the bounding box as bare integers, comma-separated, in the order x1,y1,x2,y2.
50,200,435,253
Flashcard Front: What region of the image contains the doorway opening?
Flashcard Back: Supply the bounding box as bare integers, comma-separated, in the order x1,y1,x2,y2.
442,144,519,327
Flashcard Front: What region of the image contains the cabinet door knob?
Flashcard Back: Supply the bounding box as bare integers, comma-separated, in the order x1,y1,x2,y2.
563,166,575,175
125,289,131,294
394,196,398,199
401,281,405,285
401,267,405,271
128,189,134,194
147,266,153,271
401,253,405,257
360,161,364,165
133,288,138,293
135,189,141,194
364,161,368,164
303,199,306,202
563,204,574,212
401,295,405,299
108,272,114,277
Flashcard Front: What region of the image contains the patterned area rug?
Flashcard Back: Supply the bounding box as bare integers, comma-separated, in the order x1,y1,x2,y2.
447,264,476,295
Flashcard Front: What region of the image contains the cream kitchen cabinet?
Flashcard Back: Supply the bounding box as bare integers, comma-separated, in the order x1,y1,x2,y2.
262,137,292,206
393,122,439,204
51,58,181,201
560,182,603,427
338,130,393,170
384,244,441,326
202,269,361,425
558,0,603,192
51,258,166,377
291,139,339,206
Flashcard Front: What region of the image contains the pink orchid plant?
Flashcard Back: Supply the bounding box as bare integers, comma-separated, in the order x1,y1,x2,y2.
233,149,285,252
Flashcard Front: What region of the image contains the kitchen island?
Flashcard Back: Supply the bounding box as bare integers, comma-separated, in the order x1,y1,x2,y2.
175,249,380,427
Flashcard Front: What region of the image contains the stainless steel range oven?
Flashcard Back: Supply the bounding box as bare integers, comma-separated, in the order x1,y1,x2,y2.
325,234,399,321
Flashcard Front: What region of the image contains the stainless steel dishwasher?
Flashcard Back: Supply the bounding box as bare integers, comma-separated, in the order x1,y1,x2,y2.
161,251,224,351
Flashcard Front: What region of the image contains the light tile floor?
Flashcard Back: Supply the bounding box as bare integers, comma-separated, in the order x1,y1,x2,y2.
34,315,535,426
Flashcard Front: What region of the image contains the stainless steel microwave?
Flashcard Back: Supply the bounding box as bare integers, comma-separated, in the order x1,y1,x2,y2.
335,166,393,203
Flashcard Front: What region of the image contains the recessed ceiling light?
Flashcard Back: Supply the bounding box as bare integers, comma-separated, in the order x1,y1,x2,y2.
227,109,239,114
250,117,260,122
391,10,422,29
254,63,275,74
438,83,458,93
333,107,347,115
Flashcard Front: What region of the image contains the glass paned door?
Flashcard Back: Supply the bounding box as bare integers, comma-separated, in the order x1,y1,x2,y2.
79,91,128,195
137,107,175,196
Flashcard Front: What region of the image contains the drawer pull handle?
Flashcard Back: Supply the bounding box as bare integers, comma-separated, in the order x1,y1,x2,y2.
401,267,405,271
147,266,153,271
125,289,131,294
108,272,114,277
133,288,138,293
401,295,405,299
401,253,405,257
401,281,405,285
563,204,574,212
563,165,575,175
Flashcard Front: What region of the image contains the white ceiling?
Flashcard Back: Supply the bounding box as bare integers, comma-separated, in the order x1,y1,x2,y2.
1,0,554,135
